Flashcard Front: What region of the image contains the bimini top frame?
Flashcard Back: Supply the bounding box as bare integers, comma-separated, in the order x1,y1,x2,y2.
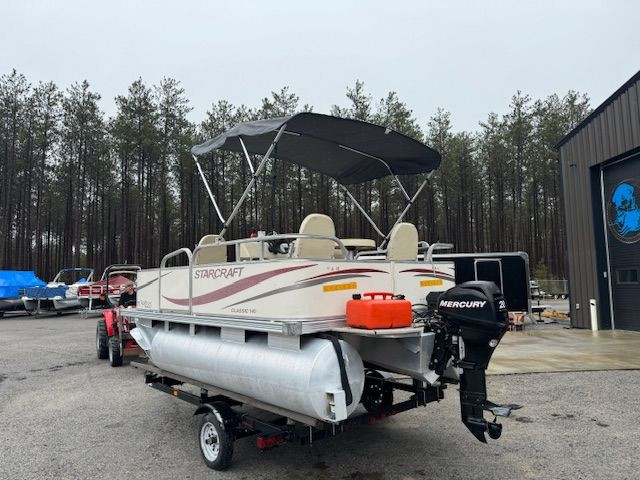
52,268,95,283
190,112,441,243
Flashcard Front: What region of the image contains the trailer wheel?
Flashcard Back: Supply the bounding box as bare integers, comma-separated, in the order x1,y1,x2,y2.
198,413,234,471
96,319,109,359
108,337,123,367
362,370,394,414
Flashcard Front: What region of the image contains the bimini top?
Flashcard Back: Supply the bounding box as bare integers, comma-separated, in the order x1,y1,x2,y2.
191,113,441,185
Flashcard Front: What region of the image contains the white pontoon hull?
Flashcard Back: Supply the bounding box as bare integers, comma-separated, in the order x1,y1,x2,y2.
0,298,24,312
52,297,81,311
22,297,80,312
136,259,455,320
132,321,365,423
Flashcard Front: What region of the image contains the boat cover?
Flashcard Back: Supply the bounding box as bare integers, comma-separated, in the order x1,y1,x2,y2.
88,275,132,288
24,286,68,298
191,113,441,184
0,271,46,299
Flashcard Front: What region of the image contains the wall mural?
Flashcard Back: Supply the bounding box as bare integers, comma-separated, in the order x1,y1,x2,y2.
608,179,640,244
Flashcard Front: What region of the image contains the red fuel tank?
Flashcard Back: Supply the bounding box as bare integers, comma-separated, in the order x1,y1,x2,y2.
346,292,412,329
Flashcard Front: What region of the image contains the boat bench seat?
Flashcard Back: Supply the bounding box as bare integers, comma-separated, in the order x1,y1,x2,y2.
239,241,283,261
194,234,227,265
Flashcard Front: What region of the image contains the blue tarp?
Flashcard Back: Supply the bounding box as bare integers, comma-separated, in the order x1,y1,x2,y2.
0,271,46,299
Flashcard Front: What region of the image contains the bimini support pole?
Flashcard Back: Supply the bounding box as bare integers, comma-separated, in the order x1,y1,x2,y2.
380,175,431,249
393,175,412,203
192,154,225,224
238,137,255,175
219,123,287,239
340,185,386,239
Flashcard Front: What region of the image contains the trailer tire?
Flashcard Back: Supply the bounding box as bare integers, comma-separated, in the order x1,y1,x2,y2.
362,370,394,414
96,319,109,359
198,412,234,471
108,337,123,367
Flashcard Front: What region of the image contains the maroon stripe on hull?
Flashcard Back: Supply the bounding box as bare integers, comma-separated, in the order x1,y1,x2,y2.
300,268,388,281
225,274,371,308
399,267,455,280
163,264,316,306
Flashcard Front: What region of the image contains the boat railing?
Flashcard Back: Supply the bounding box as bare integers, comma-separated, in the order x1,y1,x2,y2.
157,235,348,315
193,233,350,264
159,247,193,313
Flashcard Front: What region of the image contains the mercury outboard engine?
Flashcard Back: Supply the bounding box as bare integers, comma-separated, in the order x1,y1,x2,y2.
431,281,517,443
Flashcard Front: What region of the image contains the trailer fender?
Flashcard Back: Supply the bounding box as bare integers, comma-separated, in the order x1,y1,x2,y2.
194,402,238,431
102,309,117,337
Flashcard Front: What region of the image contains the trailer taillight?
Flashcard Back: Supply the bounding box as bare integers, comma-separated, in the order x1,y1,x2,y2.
256,434,284,450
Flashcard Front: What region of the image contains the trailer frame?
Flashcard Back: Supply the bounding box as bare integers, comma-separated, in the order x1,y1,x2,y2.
132,360,446,470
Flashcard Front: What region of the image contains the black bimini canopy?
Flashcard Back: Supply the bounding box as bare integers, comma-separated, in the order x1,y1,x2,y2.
191,113,441,185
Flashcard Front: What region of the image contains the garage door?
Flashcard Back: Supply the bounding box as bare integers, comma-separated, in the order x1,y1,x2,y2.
603,154,640,330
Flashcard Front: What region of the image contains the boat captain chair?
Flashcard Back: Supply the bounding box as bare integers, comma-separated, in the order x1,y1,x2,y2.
291,214,336,260
386,223,419,261
194,234,227,265
355,222,419,261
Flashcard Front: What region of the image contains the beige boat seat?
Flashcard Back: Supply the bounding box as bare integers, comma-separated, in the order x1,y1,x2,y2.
386,223,419,261
291,214,336,260
194,234,227,265
239,241,282,261
239,241,261,260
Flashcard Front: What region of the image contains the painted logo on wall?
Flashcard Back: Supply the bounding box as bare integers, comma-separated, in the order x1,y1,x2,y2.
608,179,640,244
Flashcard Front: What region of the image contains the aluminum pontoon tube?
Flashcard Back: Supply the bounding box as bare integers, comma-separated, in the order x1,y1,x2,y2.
131,321,365,423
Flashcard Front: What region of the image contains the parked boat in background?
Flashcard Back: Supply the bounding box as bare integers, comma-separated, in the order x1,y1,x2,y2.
22,268,94,314
78,265,140,312
0,271,46,316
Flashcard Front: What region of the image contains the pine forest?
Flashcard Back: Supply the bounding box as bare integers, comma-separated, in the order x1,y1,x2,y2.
0,70,591,280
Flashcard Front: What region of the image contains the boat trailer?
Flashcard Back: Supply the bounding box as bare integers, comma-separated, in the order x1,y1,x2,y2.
133,361,445,469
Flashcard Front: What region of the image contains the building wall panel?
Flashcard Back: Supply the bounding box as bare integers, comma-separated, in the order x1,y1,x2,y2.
559,74,640,328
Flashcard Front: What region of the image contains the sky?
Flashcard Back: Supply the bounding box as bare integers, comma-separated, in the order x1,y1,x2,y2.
1,0,639,132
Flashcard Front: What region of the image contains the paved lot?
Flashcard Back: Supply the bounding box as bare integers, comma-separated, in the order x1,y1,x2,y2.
1,312,639,479
489,328,640,374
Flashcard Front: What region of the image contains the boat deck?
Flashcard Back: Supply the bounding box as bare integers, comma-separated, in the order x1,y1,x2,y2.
121,309,424,337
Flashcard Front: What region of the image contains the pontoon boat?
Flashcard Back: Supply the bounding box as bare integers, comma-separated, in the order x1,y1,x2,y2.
23,268,94,313
0,271,46,316
78,265,141,312
123,113,520,470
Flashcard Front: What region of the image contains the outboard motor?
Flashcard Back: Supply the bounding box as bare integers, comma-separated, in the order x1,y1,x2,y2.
433,281,515,443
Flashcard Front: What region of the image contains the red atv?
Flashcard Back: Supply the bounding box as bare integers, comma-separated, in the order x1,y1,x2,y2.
95,265,144,367
96,306,144,366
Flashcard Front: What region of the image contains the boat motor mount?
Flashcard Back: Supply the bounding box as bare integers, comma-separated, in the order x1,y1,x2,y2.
432,281,516,443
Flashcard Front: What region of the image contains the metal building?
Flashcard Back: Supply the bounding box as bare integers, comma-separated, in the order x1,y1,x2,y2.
558,70,640,331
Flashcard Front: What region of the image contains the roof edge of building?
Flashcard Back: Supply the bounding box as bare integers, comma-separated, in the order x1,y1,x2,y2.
556,69,640,150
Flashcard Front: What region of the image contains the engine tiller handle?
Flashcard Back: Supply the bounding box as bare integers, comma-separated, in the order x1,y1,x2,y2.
362,292,394,300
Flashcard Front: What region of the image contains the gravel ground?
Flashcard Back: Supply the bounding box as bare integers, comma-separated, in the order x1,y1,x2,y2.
1,312,639,480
